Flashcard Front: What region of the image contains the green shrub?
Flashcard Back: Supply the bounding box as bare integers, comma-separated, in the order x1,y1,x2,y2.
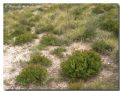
61,51,102,80
16,64,48,85
14,33,37,45
40,34,62,46
52,47,66,58
29,55,52,67
92,40,113,54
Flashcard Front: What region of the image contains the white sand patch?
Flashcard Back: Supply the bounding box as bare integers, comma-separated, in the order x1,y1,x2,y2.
4,33,45,89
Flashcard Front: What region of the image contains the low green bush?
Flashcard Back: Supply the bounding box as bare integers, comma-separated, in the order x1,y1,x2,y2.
92,40,113,54
61,51,102,80
14,33,37,45
29,55,52,67
52,47,66,58
16,64,48,85
40,34,62,46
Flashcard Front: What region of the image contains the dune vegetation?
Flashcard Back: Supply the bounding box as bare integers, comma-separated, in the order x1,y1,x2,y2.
4,4,118,90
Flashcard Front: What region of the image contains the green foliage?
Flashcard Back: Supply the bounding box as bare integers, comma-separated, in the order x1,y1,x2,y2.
16,64,48,85
52,47,66,58
61,51,102,80
69,82,82,89
69,80,115,89
4,31,12,44
92,40,113,54
82,18,97,41
41,34,62,46
29,55,52,67
14,33,37,45
36,24,54,34
37,44,46,50
98,9,118,36
11,28,26,37
92,4,117,14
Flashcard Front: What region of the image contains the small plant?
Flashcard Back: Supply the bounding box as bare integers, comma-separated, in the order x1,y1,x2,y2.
69,82,82,90
69,80,115,89
29,55,52,67
11,28,26,37
4,31,12,44
82,29,96,41
98,9,118,36
52,47,66,58
61,51,102,80
36,24,54,34
40,34,62,46
82,18,96,41
92,4,117,14
37,44,46,50
14,33,37,45
92,40,113,54
16,64,48,85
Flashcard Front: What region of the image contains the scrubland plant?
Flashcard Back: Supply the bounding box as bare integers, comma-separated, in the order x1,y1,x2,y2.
29,54,52,67
16,64,48,85
61,51,102,80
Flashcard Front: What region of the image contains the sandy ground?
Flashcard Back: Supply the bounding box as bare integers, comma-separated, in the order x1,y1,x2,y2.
3,33,118,89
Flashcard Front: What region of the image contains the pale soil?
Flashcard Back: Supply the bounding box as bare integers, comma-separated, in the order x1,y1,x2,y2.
3,33,118,89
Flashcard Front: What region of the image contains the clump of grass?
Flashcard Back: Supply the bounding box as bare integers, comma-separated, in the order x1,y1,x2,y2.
16,64,48,86
11,28,26,37
36,44,47,50
40,34,63,46
4,31,13,44
51,47,66,58
14,32,37,45
98,9,118,37
29,54,52,67
61,51,102,80
92,4,117,14
69,80,115,89
69,82,83,90
82,18,97,41
92,40,114,55
63,27,85,44
35,23,54,34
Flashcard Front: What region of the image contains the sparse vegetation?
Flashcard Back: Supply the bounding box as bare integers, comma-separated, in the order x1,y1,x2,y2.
4,4,118,90
51,47,66,58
